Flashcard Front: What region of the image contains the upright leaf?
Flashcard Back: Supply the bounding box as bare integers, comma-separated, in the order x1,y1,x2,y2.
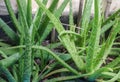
80,0,93,46
93,18,120,70
86,0,102,72
35,0,84,70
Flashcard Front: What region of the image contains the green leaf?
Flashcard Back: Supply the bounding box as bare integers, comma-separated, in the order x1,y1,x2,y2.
102,9,120,26
93,18,120,70
86,0,102,72
35,0,84,70
69,0,75,31
38,0,59,41
88,67,112,81
80,0,93,46
0,53,20,67
38,0,70,44
33,45,79,75
0,50,7,58
103,71,120,82
46,73,91,82
101,72,120,79
45,68,69,78
46,42,62,49
0,41,10,47
101,21,115,34
4,0,21,33
27,0,32,27
0,19,18,42
0,66,16,82
0,47,19,55
106,56,120,68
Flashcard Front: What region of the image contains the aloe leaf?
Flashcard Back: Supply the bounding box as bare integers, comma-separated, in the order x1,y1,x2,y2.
101,72,120,79
102,9,120,26
12,66,19,82
17,0,27,37
88,67,112,81
69,0,75,31
0,47,19,55
54,0,70,17
38,0,59,40
16,0,29,30
27,0,32,27
35,0,84,70
93,18,120,70
0,19,18,42
58,30,83,47
46,73,91,82
45,68,69,78
103,71,120,82
33,0,48,29
32,0,48,41
46,42,62,49
80,0,93,46
23,42,32,82
0,50,7,58
58,53,71,61
106,56,120,68
0,41,10,47
39,0,70,44
32,45,79,75
101,21,115,34
17,0,32,82
4,0,21,33
86,0,102,72
0,66,16,82
59,31,82,38
0,53,20,68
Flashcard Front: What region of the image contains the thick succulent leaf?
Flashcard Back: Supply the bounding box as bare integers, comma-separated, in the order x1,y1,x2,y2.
102,9,120,26
45,68,69,78
88,67,112,81
45,73,91,82
0,41,10,47
106,56,120,68
69,0,74,31
0,47,19,55
38,0,59,40
27,0,32,27
4,0,21,33
101,21,115,34
33,45,79,75
0,19,18,42
86,0,102,72
101,72,120,79
93,18,120,70
0,53,20,67
103,71,120,82
80,0,93,46
0,50,7,58
0,66,16,82
35,0,84,70
38,0,70,44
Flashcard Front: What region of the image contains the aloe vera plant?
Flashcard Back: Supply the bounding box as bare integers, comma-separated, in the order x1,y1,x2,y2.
35,0,120,81
0,0,120,82
0,0,74,82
